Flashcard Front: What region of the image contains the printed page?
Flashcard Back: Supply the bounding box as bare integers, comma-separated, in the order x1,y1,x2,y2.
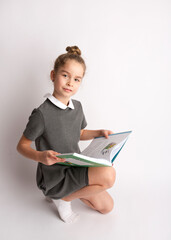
81,131,131,161
110,139,128,161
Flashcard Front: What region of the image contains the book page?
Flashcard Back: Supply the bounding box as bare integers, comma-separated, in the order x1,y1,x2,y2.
81,131,131,161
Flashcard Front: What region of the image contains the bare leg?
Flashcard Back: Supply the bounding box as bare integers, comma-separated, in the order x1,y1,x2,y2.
62,167,116,202
80,190,114,214
57,167,116,220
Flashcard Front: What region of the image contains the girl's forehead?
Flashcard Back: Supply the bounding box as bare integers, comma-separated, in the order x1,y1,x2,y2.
60,60,84,76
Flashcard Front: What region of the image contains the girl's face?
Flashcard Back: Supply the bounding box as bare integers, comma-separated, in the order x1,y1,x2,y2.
51,59,84,105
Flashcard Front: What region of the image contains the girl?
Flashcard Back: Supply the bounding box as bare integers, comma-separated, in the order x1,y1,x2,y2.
17,46,116,224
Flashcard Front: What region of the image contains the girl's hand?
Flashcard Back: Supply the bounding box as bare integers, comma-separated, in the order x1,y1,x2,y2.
100,129,114,139
38,150,66,166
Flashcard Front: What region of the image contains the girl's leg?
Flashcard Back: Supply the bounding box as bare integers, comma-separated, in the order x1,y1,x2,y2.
55,167,116,222
62,166,116,202
80,190,114,214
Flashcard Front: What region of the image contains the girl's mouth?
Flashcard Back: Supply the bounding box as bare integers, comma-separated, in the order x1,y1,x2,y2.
63,88,72,92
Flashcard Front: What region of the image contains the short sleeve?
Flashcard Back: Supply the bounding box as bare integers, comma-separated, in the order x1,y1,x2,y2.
81,108,87,129
23,109,44,141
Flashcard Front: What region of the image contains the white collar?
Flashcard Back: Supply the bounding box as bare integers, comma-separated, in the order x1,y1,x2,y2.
44,93,74,110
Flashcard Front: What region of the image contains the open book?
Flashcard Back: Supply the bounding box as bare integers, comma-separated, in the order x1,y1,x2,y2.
57,131,132,167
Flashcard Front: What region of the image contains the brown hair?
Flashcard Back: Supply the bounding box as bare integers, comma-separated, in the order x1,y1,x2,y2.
53,46,86,75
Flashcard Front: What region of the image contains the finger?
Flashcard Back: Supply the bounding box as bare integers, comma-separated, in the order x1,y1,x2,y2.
49,151,60,158
54,151,61,155
56,157,66,162
103,131,109,138
49,152,65,162
49,154,59,161
50,151,60,156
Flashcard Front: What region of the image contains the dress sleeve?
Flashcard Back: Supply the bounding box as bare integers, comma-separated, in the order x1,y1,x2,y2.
23,109,44,141
81,106,87,129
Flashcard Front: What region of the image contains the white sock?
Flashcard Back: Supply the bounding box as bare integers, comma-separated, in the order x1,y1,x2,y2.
53,199,79,224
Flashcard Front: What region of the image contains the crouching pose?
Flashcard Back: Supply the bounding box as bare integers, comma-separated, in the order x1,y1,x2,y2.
17,46,116,224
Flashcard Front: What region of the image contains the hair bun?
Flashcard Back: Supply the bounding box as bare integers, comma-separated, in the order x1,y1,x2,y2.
66,46,81,56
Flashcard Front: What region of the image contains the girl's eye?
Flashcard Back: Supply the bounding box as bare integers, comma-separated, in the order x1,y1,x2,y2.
63,74,67,77
75,79,80,82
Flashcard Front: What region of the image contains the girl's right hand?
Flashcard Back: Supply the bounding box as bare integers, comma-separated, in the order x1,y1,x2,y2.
38,150,66,166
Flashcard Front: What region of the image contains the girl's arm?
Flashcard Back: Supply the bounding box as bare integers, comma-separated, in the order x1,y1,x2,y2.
16,135,65,166
80,129,114,140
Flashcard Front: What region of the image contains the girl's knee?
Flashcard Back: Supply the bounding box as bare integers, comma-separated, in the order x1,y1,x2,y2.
88,166,116,189
99,198,114,214
103,167,116,189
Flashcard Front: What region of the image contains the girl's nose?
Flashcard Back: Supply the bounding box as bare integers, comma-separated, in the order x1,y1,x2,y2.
67,80,73,86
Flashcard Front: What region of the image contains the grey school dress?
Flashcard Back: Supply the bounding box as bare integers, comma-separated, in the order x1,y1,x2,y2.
23,96,89,199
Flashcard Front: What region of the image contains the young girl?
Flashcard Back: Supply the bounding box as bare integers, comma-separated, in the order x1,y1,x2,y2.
17,46,116,224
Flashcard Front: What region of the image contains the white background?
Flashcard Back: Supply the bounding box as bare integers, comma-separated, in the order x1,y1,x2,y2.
0,0,171,239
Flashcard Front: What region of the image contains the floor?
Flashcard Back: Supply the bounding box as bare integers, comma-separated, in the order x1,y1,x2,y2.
1,160,170,240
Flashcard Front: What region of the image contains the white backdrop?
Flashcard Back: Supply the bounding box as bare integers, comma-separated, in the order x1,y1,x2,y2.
0,0,171,239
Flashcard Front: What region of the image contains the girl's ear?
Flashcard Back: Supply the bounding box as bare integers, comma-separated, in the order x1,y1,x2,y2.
50,70,55,82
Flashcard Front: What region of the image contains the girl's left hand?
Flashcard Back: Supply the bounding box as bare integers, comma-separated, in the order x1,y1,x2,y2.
100,129,114,139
